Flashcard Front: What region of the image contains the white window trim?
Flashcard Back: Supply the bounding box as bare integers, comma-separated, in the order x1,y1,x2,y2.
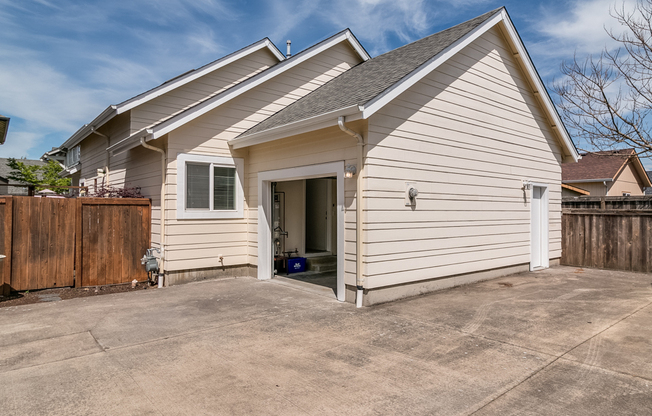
177,153,244,219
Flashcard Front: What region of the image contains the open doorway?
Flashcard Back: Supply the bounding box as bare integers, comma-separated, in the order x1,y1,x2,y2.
258,162,345,301
272,178,337,294
530,184,549,270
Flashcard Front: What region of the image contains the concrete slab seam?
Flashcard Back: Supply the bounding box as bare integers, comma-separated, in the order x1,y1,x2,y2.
466,298,652,416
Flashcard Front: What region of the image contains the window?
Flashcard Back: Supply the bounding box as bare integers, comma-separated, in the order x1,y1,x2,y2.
66,145,80,169
177,153,244,219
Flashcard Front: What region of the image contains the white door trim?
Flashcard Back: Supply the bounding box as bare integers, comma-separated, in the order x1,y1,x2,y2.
530,183,549,271
258,161,345,301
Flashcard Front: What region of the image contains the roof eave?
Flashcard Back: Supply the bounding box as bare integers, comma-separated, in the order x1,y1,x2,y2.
61,105,118,150
108,129,154,156
146,30,369,141
230,105,362,149
358,8,579,163
563,178,614,184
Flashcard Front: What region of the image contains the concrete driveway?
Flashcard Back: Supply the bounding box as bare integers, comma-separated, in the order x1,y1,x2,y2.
1,266,651,415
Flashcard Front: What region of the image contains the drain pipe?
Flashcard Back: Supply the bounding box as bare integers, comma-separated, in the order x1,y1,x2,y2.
338,116,364,308
90,127,110,186
140,137,166,287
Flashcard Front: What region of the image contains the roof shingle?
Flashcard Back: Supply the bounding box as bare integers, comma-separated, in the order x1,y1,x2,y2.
562,149,635,182
240,8,503,137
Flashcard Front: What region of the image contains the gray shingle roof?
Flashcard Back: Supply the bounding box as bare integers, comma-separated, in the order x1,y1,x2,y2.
240,8,503,138
0,157,46,184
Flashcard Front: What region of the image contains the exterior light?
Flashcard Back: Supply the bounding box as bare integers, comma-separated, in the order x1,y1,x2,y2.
344,164,357,178
522,180,532,190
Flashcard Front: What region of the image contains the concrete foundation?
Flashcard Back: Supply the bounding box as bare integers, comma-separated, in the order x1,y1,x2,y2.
165,264,257,286
345,260,561,306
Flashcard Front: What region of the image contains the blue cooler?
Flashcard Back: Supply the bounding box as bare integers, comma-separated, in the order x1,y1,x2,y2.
287,257,306,274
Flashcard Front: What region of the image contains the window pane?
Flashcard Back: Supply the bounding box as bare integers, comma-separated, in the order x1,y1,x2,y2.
213,166,235,210
186,163,209,209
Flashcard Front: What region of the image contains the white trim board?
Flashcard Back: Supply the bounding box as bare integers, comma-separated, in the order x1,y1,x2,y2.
109,30,370,156
63,39,284,151
257,161,346,302
232,9,579,163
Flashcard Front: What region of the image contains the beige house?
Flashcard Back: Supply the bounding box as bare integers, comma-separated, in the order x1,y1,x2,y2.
562,149,651,197
54,7,579,306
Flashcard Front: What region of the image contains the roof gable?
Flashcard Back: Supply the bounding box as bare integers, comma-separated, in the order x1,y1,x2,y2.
562,149,652,187
108,29,370,155
231,8,579,163
62,38,286,150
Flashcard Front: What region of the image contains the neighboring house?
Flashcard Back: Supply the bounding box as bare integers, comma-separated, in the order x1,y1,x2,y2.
56,7,579,306
0,157,45,195
562,149,651,197
645,171,652,195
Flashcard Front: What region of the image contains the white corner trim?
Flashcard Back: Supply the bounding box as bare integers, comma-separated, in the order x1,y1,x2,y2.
360,12,503,119
230,105,362,149
150,31,364,141
176,153,245,220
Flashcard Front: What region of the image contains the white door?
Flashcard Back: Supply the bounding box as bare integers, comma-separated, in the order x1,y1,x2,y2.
530,185,549,270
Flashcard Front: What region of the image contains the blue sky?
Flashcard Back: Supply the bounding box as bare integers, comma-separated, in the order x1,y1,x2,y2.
0,0,634,160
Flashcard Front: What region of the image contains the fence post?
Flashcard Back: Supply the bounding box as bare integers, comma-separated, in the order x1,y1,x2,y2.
1,197,13,296
75,198,82,288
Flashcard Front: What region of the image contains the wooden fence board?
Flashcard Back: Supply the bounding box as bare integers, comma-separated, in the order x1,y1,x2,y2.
0,196,150,292
562,209,652,273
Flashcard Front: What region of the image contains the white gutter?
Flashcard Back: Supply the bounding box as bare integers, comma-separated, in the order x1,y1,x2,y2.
90,127,110,187
338,116,365,308
139,137,166,287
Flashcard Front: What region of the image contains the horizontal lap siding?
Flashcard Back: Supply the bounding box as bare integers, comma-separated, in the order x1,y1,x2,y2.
365,27,563,289
130,49,279,132
609,163,645,196
165,42,363,272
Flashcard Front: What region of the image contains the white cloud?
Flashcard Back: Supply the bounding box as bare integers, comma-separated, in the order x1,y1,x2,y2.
536,0,637,56
0,131,43,159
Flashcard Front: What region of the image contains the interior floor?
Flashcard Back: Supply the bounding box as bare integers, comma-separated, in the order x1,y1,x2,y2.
275,270,337,296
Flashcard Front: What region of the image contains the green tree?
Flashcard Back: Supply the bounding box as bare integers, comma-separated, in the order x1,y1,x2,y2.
7,158,71,194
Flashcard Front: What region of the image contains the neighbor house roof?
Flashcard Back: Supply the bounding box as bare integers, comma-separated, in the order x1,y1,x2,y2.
0,157,46,185
562,149,652,187
61,38,287,152
230,8,579,162
561,183,590,195
108,29,370,156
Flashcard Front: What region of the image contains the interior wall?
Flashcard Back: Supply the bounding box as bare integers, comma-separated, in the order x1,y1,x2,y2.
274,180,305,255
305,178,330,252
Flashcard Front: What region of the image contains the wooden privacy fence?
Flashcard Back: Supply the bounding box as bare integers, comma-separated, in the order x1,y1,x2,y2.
561,196,652,273
0,196,151,295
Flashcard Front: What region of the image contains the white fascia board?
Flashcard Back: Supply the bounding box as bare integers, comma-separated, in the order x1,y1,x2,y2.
116,39,284,114
108,129,153,156
563,178,613,184
360,9,579,163
61,105,117,150
230,105,362,149
360,12,503,119
498,11,579,162
149,31,362,141
344,30,371,61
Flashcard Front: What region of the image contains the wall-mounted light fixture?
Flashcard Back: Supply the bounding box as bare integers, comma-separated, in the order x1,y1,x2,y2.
344,164,357,178
522,180,532,190
405,182,418,206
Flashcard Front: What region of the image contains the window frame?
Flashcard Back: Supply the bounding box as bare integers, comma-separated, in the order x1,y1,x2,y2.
176,153,244,219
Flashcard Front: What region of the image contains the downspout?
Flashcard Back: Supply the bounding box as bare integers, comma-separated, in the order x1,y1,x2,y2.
338,116,364,308
140,137,167,287
90,127,110,186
